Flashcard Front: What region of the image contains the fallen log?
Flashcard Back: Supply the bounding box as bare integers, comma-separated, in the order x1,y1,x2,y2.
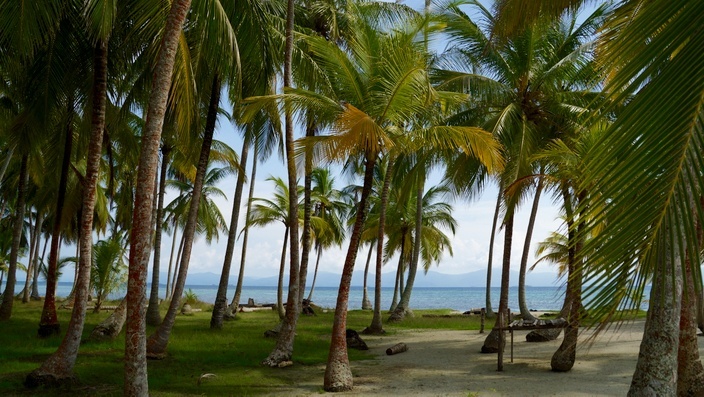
386,342,408,355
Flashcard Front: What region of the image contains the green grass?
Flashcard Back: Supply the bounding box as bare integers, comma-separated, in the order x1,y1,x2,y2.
0,300,486,396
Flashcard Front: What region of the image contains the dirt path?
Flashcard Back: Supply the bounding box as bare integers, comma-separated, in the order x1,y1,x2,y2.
266,320,702,396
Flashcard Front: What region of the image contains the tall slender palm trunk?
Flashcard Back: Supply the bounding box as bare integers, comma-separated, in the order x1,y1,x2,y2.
297,122,316,304
360,244,373,310
23,212,42,303
390,174,424,321
482,213,514,355
31,235,49,300
261,0,301,368
39,106,74,338
211,132,251,328
229,147,258,318
518,178,543,321
124,1,192,394
146,76,220,358
324,154,376,392
0,154,28,320
306,243,323,302
146,147,172,326
276,227,289,320
485,189,502,318
165,220,179,299
25,40,108,387
366,159,394,333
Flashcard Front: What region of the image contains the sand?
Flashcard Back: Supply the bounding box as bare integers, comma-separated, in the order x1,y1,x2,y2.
267,320,704,396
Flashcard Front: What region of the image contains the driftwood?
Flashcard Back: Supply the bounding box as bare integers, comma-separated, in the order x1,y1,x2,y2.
386,343,408,355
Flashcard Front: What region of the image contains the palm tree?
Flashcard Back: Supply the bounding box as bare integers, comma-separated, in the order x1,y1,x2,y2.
252,4,500,389
247,176,301,319
91,234,128,313
436,0,605,353
306,168,348,302
124,0,193,394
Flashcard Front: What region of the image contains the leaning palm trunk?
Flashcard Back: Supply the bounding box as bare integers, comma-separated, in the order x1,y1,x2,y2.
25,41,108,387
518,178,543,321
261,0,302,368
389,255,403,312
366,158,394,333
484,189,502,319
124,1,192,394
360,244,373,310
628,233,682,396
276,227,290,320
23,212,42,303
146,76,219,358
146,147,172,326
390,175,424,321
211,132,251,328
228,148,258,319
482,213,514,354
676,251,704,395
306,244,323,302
90,297,127,341
31,235,48,300
38,106,74,338
324,154,376,392
550,191,581,372
0,155,28,320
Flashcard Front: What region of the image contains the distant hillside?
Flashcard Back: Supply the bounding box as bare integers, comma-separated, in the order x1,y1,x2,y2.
169,268,561,288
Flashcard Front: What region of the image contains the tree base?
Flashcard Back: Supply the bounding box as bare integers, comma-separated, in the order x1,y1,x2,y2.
361,326,385,335
481,328,501,353
526,327,562,342
262,349,291,368
37,323,61,338
25,369,78,389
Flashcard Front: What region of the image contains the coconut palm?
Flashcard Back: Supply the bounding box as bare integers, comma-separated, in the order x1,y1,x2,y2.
247,4,501,389
435,0,605,353
91,234,128,313
306,168,348,302
247,176,302,319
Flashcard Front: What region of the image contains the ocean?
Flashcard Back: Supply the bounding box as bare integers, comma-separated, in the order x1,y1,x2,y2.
48,282,570,312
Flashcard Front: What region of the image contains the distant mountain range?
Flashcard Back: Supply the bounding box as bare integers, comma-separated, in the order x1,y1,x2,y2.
171,269,562,288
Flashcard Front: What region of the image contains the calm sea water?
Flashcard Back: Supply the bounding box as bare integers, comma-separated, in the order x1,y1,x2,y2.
49,283,569,312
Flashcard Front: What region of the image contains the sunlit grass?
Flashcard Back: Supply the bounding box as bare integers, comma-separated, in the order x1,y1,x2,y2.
0,299,486,396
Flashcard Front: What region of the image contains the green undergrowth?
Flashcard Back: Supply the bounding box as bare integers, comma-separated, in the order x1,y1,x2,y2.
0,300,485,396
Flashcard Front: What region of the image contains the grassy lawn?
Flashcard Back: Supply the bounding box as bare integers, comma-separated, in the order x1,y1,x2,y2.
0,300,486,396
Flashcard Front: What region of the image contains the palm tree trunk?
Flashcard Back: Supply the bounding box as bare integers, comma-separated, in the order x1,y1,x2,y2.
482,212,514,354
485,189,502,318
389,253,402,312
518,177,543,321
628,233,682,395
90,297,127,341
146,75,219,358
0,154,28,320
276,227,290,319
297,121,316,304
228,146,258,318
367,158,394,333
323,153,376,392
677,252,704,395
38,103,75,338
261,0,301,368
146,147,172,326
390,174,424,321
360,244,373,310
165,220,179,300
22,211,39,303
168,231,186,301
0,145,14,186
125,1,192,393
25,40,108,387
211,131,251,328
551,187,580,371
306,244,323,302
32,234,49,300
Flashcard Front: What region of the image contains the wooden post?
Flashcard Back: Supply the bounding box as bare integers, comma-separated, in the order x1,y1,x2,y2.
480,308,485,334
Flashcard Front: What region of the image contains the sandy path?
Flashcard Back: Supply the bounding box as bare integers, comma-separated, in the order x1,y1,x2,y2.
268,320,704,396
